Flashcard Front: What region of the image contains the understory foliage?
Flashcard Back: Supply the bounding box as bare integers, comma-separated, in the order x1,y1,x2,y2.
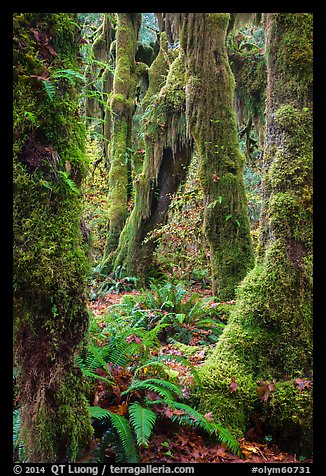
74,289,240,462
13,12,313,464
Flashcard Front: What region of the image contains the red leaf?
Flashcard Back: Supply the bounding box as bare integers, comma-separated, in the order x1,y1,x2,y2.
229,376,238,394
294,378,311,391
126,334,142,345
204,412,214,421
29,28,41,43
45,44,58,56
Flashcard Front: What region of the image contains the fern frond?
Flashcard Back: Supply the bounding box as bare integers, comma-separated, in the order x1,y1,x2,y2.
144,378,183,397
129,402,157,447
169,402,241,457
211,420,242,457
121,379,179,402
89,407,140,463
52,69,87,84
155,353,200,385
89,406,112,420
134,360,170,378
59,171,80,194
42,80,56,101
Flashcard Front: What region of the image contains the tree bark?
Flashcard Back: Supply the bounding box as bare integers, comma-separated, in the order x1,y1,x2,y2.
104,13,142,256
13,14,92,462
197,13,313,454
111,35,193,279
181,13,254,299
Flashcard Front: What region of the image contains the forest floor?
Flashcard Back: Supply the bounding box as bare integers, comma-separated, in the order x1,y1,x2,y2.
80,288,312,465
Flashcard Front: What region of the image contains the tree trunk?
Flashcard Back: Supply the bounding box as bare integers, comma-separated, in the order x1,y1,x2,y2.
181,13,254,299
13,13,92,462
104,13,142,256
111,34,193,279
197,13,313,455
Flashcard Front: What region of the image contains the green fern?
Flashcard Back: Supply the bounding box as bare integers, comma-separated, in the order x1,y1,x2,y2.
52,69,87,84
121,378,182,402
129,402,157,447
90,407,140,463
59,171,80,194
42,79,56,101
168,402,242,457
24,111,39,128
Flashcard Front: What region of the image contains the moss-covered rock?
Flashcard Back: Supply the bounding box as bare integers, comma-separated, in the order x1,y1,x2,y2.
13,13,93,462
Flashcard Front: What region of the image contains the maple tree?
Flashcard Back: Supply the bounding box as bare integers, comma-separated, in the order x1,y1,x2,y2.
13,12,313,465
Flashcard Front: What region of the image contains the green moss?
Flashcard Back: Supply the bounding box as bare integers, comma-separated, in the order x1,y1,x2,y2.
196,13,312,453
261,380,313,456
181,13,254,299
110,47,192,278
228,28,267,141
13,13,92,462
142,32,171,111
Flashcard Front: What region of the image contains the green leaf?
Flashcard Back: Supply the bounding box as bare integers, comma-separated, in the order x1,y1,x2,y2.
226,213,232,221
52,69,87,84
129,402,157,447
207,200,217,209
24,111,39,127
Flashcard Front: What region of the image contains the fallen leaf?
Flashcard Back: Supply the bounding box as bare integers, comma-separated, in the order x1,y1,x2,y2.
229,376,239,393
257,381,276,402
294,378,311,391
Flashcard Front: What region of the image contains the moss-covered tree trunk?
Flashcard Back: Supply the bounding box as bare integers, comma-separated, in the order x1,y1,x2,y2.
90,14,114,163
180,13,254,299
103,13,142,257
111,34,193,278
197,13,313,454
13,13,92,462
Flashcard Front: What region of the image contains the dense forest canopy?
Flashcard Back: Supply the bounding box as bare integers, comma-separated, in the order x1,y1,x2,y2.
13,12,313,465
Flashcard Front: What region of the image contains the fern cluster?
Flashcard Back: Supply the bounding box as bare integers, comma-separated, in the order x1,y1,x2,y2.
104,281,226,345
76,299,240,463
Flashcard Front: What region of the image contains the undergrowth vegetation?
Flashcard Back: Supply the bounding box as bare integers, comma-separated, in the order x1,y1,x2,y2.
72,282,240,462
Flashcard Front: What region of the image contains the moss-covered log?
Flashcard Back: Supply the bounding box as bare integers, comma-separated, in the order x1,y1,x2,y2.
196,13,313,455
110,35,192,278
181,13,254,299
104,13,142,256
13,13,92,462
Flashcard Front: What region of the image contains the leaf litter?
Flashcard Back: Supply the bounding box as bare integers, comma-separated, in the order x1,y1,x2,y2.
83,290,312,464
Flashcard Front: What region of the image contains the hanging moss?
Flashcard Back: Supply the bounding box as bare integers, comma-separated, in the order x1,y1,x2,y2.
181,13,254,299
13,13,93,462
227,26,267,144
196,14,313,454
110,44,192,279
